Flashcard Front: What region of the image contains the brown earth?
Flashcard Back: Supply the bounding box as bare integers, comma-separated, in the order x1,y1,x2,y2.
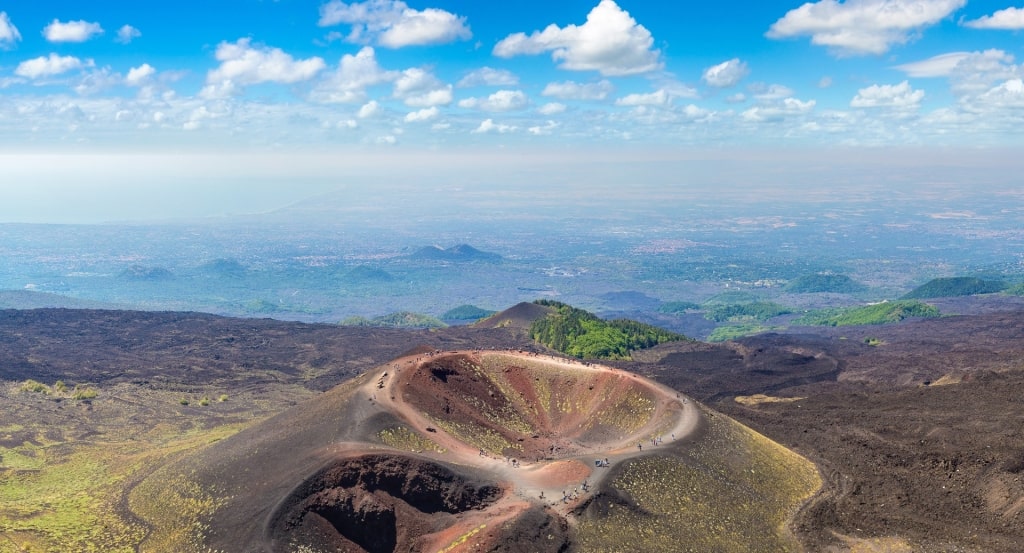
2,301,1024,552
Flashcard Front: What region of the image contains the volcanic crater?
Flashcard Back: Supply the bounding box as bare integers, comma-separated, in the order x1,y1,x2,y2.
142,350,815,553
265,351,698,552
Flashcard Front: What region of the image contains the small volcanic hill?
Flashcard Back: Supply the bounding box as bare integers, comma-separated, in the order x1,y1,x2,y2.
410,244,502,263
119,264,174,281
137,350,819,552
472,301,554,329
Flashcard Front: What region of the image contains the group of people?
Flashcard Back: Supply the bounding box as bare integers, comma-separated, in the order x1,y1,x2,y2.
559,479,591,504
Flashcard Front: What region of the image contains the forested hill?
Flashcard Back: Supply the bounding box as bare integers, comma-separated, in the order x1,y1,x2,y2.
529,300,688,359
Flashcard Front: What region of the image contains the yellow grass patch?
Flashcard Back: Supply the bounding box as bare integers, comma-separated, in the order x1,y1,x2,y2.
734,394,806,406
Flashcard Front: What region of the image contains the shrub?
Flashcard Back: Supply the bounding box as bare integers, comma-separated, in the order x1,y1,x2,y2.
71,386,98,400
20,379,51,394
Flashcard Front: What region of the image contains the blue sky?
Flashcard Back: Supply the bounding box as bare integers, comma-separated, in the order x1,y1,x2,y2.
2,1,1024,221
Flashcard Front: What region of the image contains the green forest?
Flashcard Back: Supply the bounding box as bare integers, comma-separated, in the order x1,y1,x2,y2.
704,301,793,322
902,277,1007,299
785,273,867,293
793,300,939,327
530,300,688,359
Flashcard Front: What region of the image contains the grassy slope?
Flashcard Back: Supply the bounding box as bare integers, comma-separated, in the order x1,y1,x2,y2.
577,408,821,553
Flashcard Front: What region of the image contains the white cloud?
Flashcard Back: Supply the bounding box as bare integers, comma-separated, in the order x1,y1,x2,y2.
894,52,972,77
896,50,1022,96
681,104,712,121
404,106,439,122
125,64,156,86
542,79,614,100
472,118,516,134
742,97,816,122
183,105,224,131
0,12,21,49
528,120,559,135
203,38,326,98
538,102,567,115
318,0,470,48
851,80,924,108
818,76,833,88
357,100,382,118
702,58,749,88
976,78,1024,108
493,0,661,76
392,67,452,107
457,67,518,88
615,89,670,106
74,68,122,95
310,46,398,103
43,19,104,43
115,25,141,44
753,84,795,101
458,89,528,111
766,0,966,56
963,7,1024,30
15,53,87,79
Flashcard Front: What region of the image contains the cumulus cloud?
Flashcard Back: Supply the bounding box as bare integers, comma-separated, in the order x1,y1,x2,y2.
541,79,614,100
680,104,712,121
404,106,439,122
115,25,141,44
615,89,670,106
766,0,966,56
538,102,567,115
202,38,326,98
15,53,88,79
357,100,382,118
310,46,398,103
702,58,749,88
472,118,516,134
976,78,1024,108
528,120,559,135
493,0,661,76
392,67,452,107
851,80,924,108
458,89,528,111
947,50,1022,95
752,83,795,101
457,67,518,88
0,12,21,49
318,0,470,48
742,97,816,122
963,7,1024,29
125,64,156,86
43,19,104,43
895,49,1021,96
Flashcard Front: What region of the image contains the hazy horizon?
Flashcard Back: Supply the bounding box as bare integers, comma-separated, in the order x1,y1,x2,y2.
4,146,1024,224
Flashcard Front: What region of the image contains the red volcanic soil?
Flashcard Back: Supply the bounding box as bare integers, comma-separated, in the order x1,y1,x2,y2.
391,351,692,461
